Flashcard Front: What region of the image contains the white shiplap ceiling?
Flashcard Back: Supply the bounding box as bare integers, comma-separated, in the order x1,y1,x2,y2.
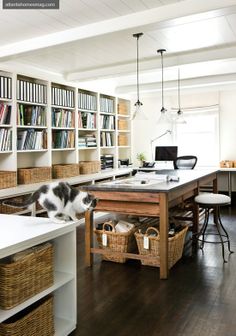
1,0,236,94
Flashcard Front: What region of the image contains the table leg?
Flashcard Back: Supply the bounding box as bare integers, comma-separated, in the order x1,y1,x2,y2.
228,171,232,198
85,209,94,267
159,193,169,279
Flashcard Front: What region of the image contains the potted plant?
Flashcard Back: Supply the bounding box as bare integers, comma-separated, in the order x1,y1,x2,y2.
136,152,146,167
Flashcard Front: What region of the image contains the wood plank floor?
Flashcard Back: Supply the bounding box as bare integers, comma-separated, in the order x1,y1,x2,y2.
69,206,236,336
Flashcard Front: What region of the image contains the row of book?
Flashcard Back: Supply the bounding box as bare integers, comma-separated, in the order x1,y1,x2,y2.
78,111,96,129
78,134,97,148
52,108,74,128
0,129,12,151
100,97,114,113
78,92,97,111
101,155,114,170
0,103,11,125
100,115,115,130
52,130,75,149
51,87,75,108
100,132,113,147
17,129,46,150
17,104,46,126
0,76,12,99
17,80,47,104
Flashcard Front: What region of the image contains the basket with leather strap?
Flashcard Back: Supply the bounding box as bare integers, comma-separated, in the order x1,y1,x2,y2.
135,225,188,269
94,221,137,263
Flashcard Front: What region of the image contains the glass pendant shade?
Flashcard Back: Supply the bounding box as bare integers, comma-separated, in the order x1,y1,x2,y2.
132,32,147,120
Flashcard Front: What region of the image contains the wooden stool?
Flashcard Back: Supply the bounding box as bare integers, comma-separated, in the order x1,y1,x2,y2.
194,193,233,263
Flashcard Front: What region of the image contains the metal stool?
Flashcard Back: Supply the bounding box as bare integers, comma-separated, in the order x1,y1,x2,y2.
194,193,234,263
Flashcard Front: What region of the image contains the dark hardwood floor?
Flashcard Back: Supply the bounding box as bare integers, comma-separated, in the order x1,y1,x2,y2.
69,206,236,336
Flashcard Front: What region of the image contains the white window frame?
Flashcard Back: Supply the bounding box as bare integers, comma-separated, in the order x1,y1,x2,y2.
172,106,219,167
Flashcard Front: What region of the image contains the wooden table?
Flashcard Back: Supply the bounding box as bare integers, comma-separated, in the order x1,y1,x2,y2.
83,169,218,279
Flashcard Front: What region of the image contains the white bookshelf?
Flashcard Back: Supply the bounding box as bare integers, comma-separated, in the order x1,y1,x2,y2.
0,69,131,177
0,214,77,335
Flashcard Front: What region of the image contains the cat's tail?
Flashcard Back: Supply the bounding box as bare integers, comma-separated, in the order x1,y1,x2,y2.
3,190,41,208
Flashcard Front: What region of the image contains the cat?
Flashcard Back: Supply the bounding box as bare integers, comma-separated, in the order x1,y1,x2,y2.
4,181,97,224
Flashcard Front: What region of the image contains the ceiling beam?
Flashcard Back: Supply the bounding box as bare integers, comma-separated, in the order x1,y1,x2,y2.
116,73,236,94
0,0,236,60
66,44,236,82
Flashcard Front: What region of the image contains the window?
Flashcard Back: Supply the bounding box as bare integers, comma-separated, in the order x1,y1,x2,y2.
173,106,219,167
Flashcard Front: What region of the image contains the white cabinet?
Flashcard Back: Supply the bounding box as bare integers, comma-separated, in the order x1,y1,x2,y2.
0,214,77,336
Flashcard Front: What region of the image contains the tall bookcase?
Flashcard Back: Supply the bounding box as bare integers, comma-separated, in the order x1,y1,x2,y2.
0,69,131,178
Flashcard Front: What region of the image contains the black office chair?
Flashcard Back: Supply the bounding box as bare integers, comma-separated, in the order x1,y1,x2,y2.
174,155,197,170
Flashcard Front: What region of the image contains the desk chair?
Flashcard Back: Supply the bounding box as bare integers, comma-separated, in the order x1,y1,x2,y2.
194,193,233,262
174,155,197,170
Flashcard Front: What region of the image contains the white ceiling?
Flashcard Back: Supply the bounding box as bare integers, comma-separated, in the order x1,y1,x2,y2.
1,0,236,95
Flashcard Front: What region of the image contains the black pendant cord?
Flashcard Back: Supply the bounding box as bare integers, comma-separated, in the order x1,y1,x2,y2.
133,33,143,106
157,49,166,113
178,68,181,112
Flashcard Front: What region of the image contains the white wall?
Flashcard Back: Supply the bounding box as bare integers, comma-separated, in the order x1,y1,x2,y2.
131,89,236,191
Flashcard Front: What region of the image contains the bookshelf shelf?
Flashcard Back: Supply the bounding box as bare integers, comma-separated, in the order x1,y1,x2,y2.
52,127,75,130
0,124,11,128
0,150,12,154
0,69,131,176
17,100,47,107
17,125,47,129
78,147,97,150
51,105,75,110
52,148,75,151
17,149,48,153
0,98,12,102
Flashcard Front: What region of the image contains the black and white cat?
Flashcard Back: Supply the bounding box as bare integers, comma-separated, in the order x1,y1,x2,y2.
4,181,97,224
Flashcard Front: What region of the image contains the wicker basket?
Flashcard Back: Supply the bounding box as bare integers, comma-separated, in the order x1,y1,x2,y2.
118,120,128,130
118,135,128,146
0,171,17,189
220,160,234,168
135,225,188,269
0,243,54,309
0,196,27,214
117,103,128,115
79,161,100,174
52,163,80,178
0,296,54,336
18,167,51,184
94,221,137,263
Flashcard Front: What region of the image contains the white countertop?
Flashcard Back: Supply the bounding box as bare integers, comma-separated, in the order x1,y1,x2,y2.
0,214,77,258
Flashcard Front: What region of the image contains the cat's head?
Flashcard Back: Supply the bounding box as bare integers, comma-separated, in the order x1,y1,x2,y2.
82,193,98,211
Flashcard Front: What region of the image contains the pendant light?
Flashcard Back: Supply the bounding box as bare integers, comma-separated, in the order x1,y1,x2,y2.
132,32,147,120
175,68,186,124
157,49,171,124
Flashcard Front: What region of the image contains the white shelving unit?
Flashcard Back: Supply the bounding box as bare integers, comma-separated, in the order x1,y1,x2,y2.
0,214,77,336
0,68,131,177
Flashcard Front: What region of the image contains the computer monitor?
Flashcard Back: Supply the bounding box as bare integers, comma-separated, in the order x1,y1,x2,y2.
155,146,178,161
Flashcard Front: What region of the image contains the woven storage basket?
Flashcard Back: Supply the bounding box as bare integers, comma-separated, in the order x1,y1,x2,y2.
0,171,17,189
80,161,100,174
118,120,128,130
135,225,188,269
94,221,137,263
0,196,27,214
0,243,54,309
18,167,51,184
0,296,54,336
52,163,80,178
118,135,128,146
117,103,128,115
